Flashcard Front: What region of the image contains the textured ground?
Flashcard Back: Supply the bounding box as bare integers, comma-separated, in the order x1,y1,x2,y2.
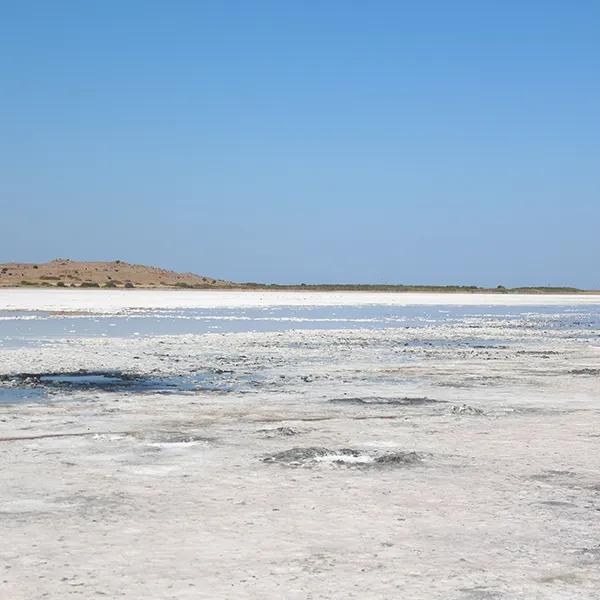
1,291,599,599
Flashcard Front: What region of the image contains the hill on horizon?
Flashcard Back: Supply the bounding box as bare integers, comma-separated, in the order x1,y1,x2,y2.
0,259,593,293
0,259,230,289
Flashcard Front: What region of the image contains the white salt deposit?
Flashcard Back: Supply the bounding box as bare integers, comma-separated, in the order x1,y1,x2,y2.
2,288,600,314
1,291,599,598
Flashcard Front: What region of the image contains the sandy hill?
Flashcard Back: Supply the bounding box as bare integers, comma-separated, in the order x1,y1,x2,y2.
0,259,231,289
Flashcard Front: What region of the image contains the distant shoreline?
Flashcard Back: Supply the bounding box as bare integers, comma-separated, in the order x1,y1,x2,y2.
1,260,596,294
1,284,598,295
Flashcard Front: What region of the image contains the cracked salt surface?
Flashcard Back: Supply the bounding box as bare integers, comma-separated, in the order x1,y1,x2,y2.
1,290,600,599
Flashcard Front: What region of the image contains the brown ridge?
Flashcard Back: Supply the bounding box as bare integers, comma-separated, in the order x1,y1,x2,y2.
0,259,230,289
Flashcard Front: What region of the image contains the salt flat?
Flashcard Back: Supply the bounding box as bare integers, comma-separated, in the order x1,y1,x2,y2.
1,291,599,599
3,288,600,313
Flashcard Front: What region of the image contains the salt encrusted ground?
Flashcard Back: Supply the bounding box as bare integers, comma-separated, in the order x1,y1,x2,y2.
1,291,599,599
3,288,600,313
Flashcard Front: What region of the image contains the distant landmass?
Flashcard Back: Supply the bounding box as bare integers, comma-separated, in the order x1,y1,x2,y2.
0,259,593,293
0,259,230,289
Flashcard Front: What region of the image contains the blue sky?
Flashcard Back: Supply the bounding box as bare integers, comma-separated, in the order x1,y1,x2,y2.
1,1,599,287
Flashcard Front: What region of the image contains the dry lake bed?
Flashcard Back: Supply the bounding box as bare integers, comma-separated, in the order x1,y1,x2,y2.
1,290,600,599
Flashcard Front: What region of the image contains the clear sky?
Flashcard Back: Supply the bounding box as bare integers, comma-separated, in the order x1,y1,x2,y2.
1,1,599,287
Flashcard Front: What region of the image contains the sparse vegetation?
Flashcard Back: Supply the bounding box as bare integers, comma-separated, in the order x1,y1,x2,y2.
238,282,589,293
0,260,593,292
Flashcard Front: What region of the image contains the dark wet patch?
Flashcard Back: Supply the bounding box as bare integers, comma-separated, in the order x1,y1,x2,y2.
450,404,484,416
434,381,470,388
329,396,443,406
351,415,401,420
372,451,422,466
576,545,600,563
0,430,133,443
257,426,302,438
517,350,560,356
0,370,232,399
459,586,504,599
531,470,577,482
142,431,216,445
499,406,560,417
569,368,600,376
537,572,581,584
262,446,423,468
263,447,356,464
471,345,509,350
435,375,509,388
51,491,131,517
40,373,128,386
0,386,47,405
539,500,576,507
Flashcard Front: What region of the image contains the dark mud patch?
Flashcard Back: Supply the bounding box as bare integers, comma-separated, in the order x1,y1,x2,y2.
263,447,359,465
459,586,504,599
569,368,600,376
435,375,508,388
516,350,560,356
471,345,509,350
0,430,134,443
262,446,423,468
329,396,443,406
498,406,562,417
434,381,470,389
0,370,232,398
257,426,303,438
450,404,484,416
576,545,600,564
531,470,578,483
141,431,216,445
372,451,422,467
1,370,135,388
537,572,581,585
